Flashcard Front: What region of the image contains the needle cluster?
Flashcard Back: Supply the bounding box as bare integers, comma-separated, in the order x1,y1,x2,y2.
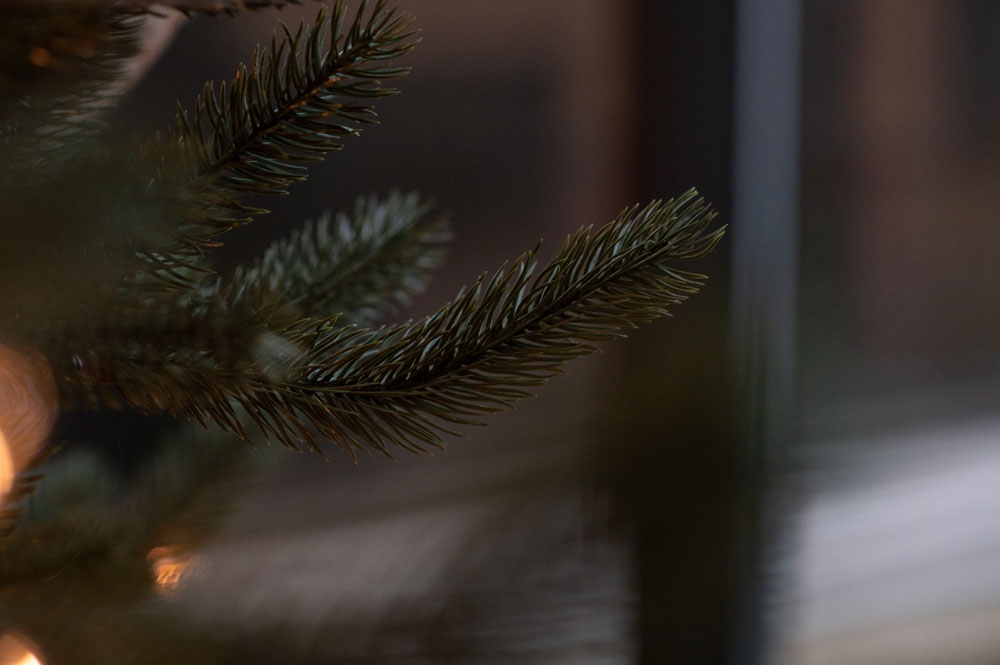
0,0,722,588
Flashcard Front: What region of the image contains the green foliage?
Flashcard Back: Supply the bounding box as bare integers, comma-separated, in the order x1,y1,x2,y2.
154,0,416,282
0,3,723,651
57,193,721,457
0,0,725,468
226,192,451,324
0,0,723,472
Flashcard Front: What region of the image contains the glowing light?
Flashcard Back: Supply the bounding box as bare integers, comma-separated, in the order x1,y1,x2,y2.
149,546,197,593
0,342,58,503
0,632,43,665
27,47,52,69
0,430,13,498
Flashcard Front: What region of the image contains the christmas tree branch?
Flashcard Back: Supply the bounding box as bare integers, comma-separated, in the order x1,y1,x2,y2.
152,1,416,280
43,192,446,397
226,192,451,324
56,191,723,457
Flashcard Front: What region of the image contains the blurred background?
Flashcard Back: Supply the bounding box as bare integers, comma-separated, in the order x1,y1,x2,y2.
22,0,1000,663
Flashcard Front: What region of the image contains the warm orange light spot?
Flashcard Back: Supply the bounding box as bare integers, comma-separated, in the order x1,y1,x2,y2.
149,546,197,593
27,47,51,68
0,430,13,499
0,342,58,503
0,632,43,665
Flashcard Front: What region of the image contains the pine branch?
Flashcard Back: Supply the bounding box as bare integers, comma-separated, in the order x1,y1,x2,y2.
45,279,304,412
152,0,417,279
226,192,451,324
55,191,724,457
40,191,447,424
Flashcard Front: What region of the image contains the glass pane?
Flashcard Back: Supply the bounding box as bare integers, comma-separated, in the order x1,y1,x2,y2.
784,3,1000,663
